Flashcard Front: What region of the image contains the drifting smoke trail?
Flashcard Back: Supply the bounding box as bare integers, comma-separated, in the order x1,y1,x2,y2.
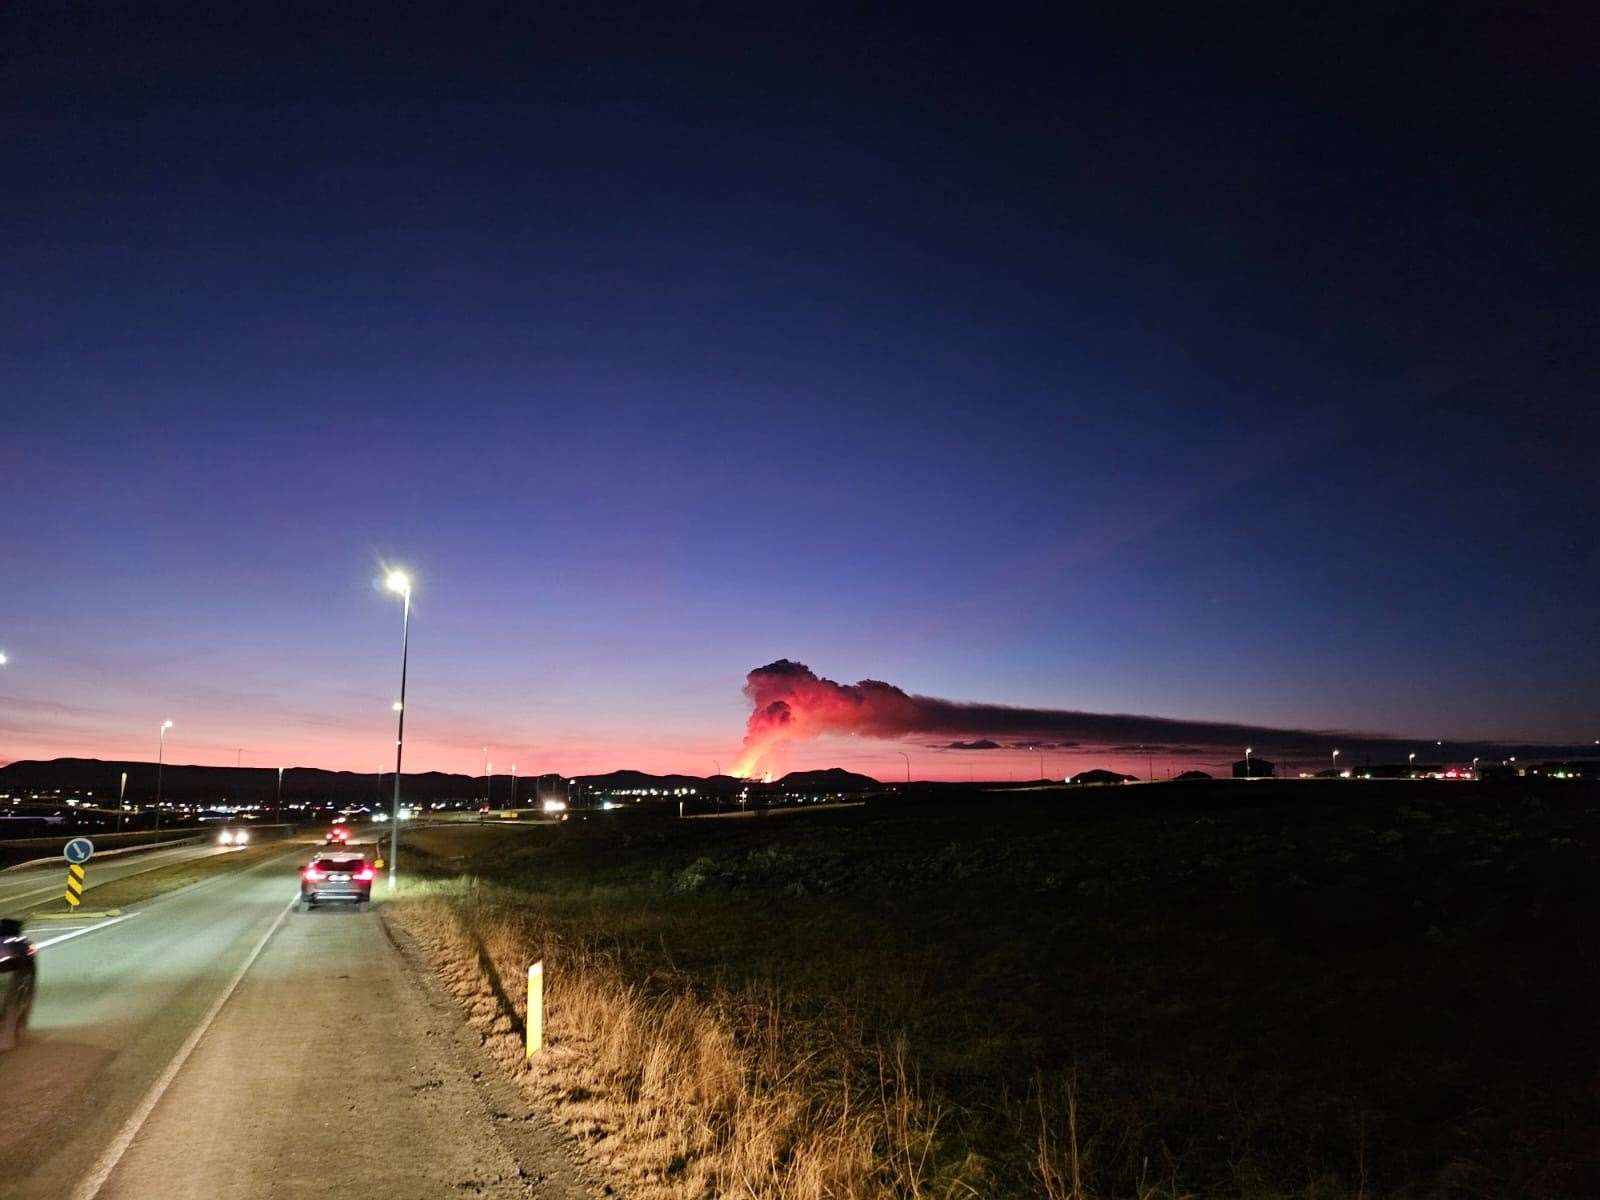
732,659,1580,776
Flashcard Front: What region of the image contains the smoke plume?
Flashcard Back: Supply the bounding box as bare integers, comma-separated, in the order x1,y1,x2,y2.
732,659,1580,776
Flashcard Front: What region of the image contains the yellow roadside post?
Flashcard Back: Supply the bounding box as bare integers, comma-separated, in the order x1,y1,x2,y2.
63,837,94,908
526,961,543,1057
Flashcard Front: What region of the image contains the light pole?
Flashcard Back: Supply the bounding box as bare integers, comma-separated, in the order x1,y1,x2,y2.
155,720,173,831
483,746,490,810
276,766,284,820
1036,746,1045,780
510,763,517,809
118,770,127,832
1245,747,1252,778
385,569,412,890
1408,751,1416,776
897,751,910,784
1332,749,1341,775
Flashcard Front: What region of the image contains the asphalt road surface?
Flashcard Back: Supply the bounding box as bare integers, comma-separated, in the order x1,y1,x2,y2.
0,838,236,915
0,839,591,1200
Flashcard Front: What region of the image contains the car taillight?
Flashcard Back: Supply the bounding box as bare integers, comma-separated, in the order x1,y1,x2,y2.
355,865,375,881
303,866,325,881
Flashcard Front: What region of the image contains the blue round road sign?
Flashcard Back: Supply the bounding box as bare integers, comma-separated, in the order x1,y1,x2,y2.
64,837,94,864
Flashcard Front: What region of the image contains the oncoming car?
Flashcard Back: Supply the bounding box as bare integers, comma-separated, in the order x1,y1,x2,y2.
1,918,36,1052
299,853,374,911
217,827,251,846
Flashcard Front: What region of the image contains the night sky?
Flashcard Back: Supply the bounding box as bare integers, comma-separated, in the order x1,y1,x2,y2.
2,6,1596,779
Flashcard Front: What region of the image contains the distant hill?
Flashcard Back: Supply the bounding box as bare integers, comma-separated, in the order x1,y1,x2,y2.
0,757,877,805
775,767,880,792
0,757,478,806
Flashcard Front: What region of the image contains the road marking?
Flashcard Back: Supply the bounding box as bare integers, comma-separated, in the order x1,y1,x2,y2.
69,893,297,1200
31,913,138,949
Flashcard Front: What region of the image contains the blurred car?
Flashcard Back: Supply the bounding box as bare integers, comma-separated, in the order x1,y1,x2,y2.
217,827,251,846
324,824,352,845
298,852,373,911
0,918,36,1052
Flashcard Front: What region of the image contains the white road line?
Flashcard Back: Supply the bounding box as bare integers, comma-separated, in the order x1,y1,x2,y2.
69,894,298,1200
30,913,138,949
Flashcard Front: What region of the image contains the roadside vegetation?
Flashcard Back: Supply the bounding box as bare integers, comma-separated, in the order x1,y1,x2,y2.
387,781,1600,1199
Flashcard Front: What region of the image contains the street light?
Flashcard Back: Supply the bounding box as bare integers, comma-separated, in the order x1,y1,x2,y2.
155,720,174,831
1245,747,1253,778
1332,749,1341,774
276,765,284,819
0,651,8,667
384,568,413,890
483,746,490,810
1408,752,1416,777
510,763,517,809
897,751,910,784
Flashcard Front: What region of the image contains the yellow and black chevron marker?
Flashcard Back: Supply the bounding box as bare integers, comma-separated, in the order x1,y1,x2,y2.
65,862,86,907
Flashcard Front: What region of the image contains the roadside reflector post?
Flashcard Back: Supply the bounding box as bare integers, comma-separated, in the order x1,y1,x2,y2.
63,836,94,908
527,960,544,1058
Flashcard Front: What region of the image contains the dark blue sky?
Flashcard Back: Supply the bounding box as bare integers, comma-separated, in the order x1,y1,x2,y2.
3,6,1596,777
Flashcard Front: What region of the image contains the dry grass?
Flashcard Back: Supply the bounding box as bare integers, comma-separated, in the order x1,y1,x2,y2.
389,877,986,1200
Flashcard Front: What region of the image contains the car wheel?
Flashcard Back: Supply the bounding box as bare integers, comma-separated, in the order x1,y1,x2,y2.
358,900,370,913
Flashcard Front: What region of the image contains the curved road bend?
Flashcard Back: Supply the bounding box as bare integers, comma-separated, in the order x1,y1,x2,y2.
1,840,591,1200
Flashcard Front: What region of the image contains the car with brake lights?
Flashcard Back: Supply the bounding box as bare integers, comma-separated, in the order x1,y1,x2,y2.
324,823,352,845
299,852,374,911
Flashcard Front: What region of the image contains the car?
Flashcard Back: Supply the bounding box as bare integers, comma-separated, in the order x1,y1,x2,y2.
217,827,251,846
299,852,374,911
324,824,352,845
0,918,36,1052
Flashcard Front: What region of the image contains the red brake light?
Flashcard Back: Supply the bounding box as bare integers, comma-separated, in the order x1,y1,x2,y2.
355,865,375,881
303,866,326,881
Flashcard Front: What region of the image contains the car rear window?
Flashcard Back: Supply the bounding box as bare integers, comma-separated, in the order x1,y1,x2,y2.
313,858,363,870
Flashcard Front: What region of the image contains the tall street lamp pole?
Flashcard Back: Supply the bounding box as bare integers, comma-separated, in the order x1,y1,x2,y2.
509,763,517,809
276,766,284,820
155,720,173,831
897,751,910,784
1332,749,1341,775
118,770,127,832
386,570,413,890
483,746,490,810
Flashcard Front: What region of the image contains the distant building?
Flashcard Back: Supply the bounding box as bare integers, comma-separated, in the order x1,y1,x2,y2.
1232,757,1275,778
1070,769,1136,785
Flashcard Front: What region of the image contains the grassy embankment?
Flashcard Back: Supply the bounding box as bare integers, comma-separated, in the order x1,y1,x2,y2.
387,782,1600,1200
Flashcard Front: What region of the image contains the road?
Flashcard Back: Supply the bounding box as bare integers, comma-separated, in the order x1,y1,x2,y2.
0,838,591,1199
0,838,231,914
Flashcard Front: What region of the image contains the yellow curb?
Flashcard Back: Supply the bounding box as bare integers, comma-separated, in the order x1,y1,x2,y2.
25,908,123,920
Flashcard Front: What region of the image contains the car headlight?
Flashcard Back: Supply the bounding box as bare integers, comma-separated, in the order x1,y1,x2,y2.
235,831,249,845
218,830,233,845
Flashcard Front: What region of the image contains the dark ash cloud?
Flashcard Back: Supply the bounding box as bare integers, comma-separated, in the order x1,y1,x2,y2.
734,659,1588,775
944,739,1002,750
